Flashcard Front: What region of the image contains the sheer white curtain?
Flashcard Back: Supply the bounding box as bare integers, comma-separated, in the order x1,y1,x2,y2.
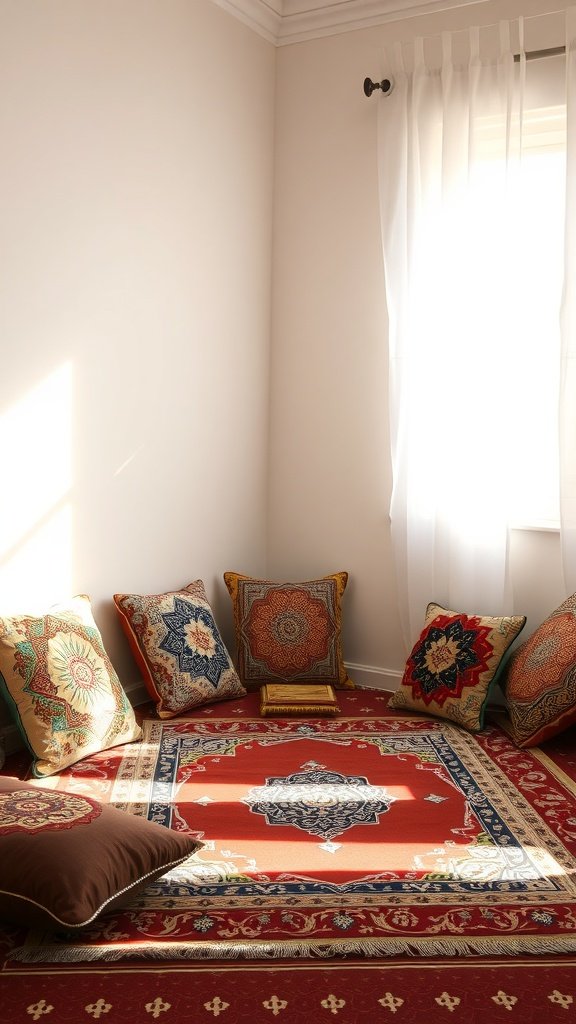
378,18,572,650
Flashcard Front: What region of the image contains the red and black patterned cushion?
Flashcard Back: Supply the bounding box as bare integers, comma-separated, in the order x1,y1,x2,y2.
389,602,526,732
224,571,353,690
0,778,201,929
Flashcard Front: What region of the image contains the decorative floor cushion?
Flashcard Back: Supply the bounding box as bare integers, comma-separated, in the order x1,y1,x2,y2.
224,570,353,690
114,581,245,718
389,602,526,732
0,777,201,930
0,596,142,778
499,592,576,747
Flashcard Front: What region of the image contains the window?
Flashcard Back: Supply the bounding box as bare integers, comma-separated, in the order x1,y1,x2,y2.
504,93,565,528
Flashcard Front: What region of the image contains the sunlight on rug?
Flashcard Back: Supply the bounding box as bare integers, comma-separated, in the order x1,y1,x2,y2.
11,702,576,964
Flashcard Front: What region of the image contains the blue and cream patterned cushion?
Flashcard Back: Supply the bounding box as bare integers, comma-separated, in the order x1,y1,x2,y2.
0,596,142,778
114,581,245,718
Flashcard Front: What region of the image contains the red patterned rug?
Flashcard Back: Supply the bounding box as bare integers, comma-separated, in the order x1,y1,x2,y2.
3,691,576,1021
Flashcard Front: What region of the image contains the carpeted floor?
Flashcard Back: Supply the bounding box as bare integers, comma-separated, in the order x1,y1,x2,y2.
2,689,576,1022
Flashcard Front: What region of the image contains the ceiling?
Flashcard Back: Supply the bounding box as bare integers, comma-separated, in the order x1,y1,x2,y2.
213,0,490,45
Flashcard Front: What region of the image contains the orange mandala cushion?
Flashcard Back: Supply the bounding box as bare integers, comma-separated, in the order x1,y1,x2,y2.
390,602,526,732
224,571,353,690
500,593,576,747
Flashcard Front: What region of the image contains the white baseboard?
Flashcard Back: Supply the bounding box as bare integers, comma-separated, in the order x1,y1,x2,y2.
345,662,401,692
0,670,401,758
123,669,402,699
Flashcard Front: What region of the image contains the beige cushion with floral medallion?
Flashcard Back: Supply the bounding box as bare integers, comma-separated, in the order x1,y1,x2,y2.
0,595,141,777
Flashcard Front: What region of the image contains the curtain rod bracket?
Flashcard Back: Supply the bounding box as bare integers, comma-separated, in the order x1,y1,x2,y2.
364,77,394,98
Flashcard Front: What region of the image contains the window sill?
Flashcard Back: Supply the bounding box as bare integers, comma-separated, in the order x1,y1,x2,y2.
509,519,560,533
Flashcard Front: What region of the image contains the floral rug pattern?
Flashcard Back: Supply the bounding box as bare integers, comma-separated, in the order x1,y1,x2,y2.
13,699,576,963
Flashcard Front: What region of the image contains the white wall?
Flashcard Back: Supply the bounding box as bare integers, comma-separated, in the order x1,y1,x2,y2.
0,0,570,746
0,0,275,697
269,0,569,688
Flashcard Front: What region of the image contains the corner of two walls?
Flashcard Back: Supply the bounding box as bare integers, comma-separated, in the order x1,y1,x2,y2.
268,24,405,693
267,0,569,693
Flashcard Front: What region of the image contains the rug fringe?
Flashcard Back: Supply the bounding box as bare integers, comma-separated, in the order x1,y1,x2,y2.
9,934,576,965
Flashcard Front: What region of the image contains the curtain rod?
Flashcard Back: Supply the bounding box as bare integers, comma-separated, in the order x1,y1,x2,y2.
364,44,566,97
514,44,565,61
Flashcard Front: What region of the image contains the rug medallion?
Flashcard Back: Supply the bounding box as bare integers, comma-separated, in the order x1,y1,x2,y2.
14,709,576,963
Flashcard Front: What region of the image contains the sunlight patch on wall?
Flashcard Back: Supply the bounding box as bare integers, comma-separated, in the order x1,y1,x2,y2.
0,364,73,613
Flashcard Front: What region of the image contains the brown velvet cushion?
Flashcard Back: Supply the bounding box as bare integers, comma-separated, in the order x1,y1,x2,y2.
0,778,201,930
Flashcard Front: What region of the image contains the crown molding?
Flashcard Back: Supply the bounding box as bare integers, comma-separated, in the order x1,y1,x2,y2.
212,0,491,45
211,0,281,43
